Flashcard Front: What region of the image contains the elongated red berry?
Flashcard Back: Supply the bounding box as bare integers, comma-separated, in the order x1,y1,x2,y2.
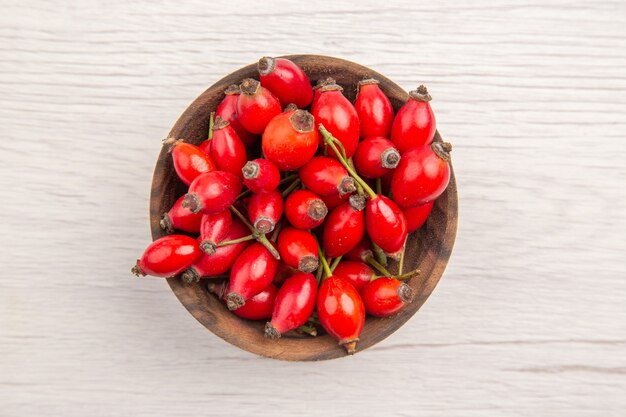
273,261,298,286
344,237,374,263
312,77,336,109
391,85,436,153
317,276,365,354
225,242,280,310
284,189,327,229
403,201,434,233
209,116,247,178
391,142,451,207
362,277,413,317
236,78,281,134
198,209,233,254
132,235,201,278
354,78,394,139
277,227,319,273
248,190,283,234
323,195,366,258
160,195,203,233
312,84,359,159
170,140,216,186
230,284,277,320
258,57,313,109
181,220,250,282
265,272,317,339
242,159,280,193
366,195,407,255
298,156,356,196
182,171,242,214
332,261,375,293
216,84,258,147
353,137,400,179
262,109,318,171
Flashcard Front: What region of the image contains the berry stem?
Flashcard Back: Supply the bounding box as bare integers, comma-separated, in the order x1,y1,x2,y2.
281,177,301,197
371,242,388,267
236,189,253,200
317,242,332,280
315,263,324,282
216,234,255,247
376,177,382,195
396,269,420,280
208,112,215,140
229,205,280,260
365,254,393,278
278,173,299,185
297,324,318,337
270,219,283,242
398,236,407,274
330,255,342,272
319,124,377,199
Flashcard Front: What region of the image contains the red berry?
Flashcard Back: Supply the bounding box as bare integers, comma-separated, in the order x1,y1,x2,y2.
170,140,216,186
298,156,356,196
198,209,233,254
361,277,413,317
247,190,283,234
132,235,201,278
353,137,401,179
344,237,374,263
317,276,365,354
262,109,318,171
322,195,366,258
391,142,451,207
182,171,242,214
277,227,319,273
284,189,328,229
216,84,258,147
273,261,298,286
258,57,313,109
225,242,280,310
366,195,407,255
311,84,360,159
231,284,278,320
354,78,394,139
236,78,281,134
332,261,375,293
242,159,280,193
181,220,250,282
312,77,336,109
265,272,317,338
391,85,436,153
209,116,248,178
160,195,203,234
319,191,351,210
403,201,434,233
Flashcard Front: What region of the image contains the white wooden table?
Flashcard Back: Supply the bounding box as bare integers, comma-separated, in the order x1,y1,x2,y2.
1,1,625,415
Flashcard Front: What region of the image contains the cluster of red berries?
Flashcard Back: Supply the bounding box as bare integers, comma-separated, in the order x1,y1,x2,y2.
133,56,452,354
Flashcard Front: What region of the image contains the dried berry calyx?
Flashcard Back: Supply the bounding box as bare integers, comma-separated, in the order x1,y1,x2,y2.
242,161,259,179
289,109,315,133
257,56,276,76
224,84,241,95
380,148,401,169
240,78,261,95
431,141,452,162
397,283,414,303
409,84,432,102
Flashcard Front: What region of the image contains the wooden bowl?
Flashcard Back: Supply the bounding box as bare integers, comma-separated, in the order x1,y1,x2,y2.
150,55,458,361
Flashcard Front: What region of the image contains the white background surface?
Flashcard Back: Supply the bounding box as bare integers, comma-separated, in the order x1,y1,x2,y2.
1,1,625,415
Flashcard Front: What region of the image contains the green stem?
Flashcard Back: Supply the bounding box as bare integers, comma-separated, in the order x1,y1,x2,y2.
319,125,377,199
318,244,332,279
330,256,342,272
216,234,255,247
376,177,382,195
297,324,318,337
365,254,393,277
278,174,299,185
315,263,324,282
348,158,364,196
372,242,388,267
208,112,215,140
398,236,407,275
229,205,280,260
282,178,301,197
270,219,282,242
396,269,420,280
236,189,252,201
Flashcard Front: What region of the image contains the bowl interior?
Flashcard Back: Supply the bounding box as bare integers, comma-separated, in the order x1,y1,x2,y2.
150,55,458,361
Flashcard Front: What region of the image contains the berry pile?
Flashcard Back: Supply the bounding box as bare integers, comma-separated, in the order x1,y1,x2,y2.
133,56,452,354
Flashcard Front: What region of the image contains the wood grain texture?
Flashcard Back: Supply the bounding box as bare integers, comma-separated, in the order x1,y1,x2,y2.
1,0,625,415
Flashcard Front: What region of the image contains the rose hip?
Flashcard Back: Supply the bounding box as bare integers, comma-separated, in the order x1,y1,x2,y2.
160,195,203,234
242,159,280,193
332,261,375,293
298,156,356,196
277,227,319,273
317,276,365,354
182,171,242,214
391,85,436,153
353,136,401,179
354,78,394,139
258,56,313,109
311,83,360,158
323,195,366,258
236,78,281,134
132,235,201,278
284,189,328,229
403,201,434,233
170,140,216,186
262,109,318,171
361,277,413,317
247,190,283,234
265,272,317,339
273,261,298,286
216,84,258,147
209,116,248,178
198,209,233,254
312,77,336,108
391,142,452,207
181,220,250,282
225,242,279,310
344,237,374,263
366,195,407,255
230,284,278,320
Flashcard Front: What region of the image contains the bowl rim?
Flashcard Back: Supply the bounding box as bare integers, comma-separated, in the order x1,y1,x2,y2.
150,54,458,361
